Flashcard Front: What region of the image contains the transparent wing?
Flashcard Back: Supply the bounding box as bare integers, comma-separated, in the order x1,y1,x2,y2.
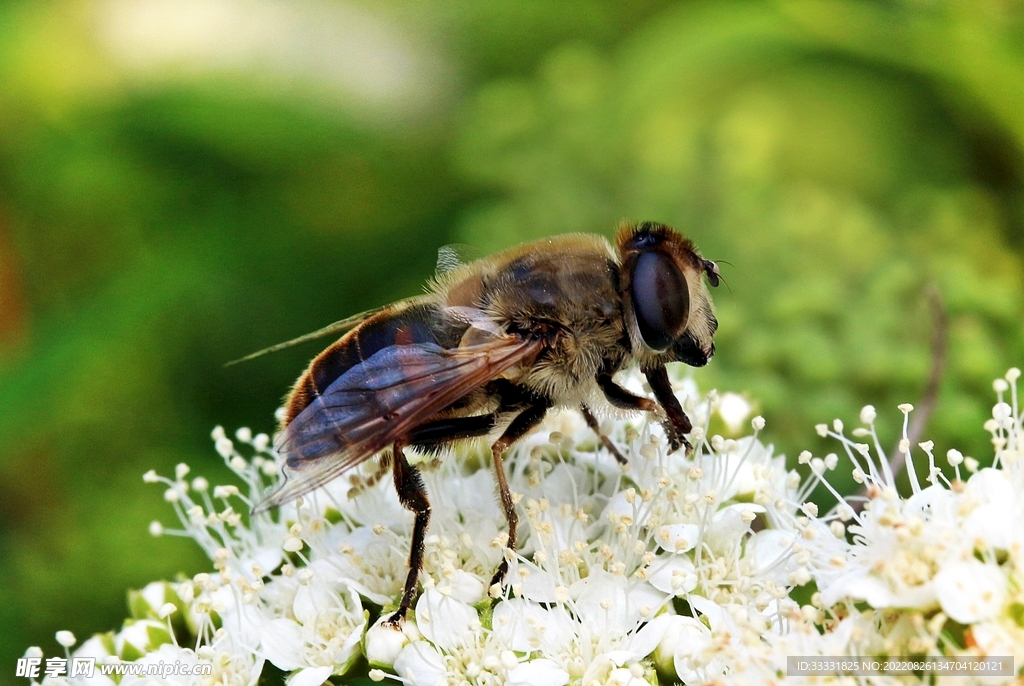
435,243,482,276
225,296,432,367
253,332,543,512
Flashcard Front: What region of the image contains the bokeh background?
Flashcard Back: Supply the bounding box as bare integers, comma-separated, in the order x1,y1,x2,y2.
2,0,1023,678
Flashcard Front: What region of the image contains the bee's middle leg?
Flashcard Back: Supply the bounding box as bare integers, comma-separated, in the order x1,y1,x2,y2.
580,405,627,465
488,397,551,593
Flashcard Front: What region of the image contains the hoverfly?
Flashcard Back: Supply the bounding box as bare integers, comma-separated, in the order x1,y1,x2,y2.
246,221,720,624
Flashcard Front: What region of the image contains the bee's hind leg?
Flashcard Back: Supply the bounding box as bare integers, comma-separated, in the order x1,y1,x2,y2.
383,414,499,625
580,405,627,465
488,397,552,595
386,442,430,627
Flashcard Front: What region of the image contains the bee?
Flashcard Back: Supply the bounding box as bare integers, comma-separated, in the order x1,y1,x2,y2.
248,221,720,624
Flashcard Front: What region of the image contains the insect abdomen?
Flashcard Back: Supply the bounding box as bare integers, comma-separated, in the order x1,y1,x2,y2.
283,304,453,426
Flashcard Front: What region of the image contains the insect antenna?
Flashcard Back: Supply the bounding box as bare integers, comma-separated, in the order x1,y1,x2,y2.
709,259,734,294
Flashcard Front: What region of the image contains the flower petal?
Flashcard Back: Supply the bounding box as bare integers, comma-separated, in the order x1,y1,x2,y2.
654,524,699,554
258,619,306,671
394,641,447,686
364,617,410,668
934,559,1006,623
647,556,697,596
507,659,570,686
414,589,478,650
286,666,333,686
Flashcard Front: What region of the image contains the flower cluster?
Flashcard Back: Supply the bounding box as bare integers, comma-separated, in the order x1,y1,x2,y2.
24,368,1024,685
808,369,1024,671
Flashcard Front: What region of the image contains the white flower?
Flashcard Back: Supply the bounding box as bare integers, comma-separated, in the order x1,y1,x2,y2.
962,468,1019,551
257,573,365,680
703,503,760,553
968,620,1024,670
198,629,265,686
581,655,651,686
114,620,171,660
413,589,479,651
364,616,412,668
491,598,570,653
654,523,699,554
144,439,288,585
393,641,447,686
571,570,667,638
742,529,799,586
653,616,715,685
933,559,1007,623
64,636,116,686
320,526,407,606
647,556,698,595
506,659,570,686
717,392,752,433
119,644,206,686
284,666,333,686
37,366,1024,686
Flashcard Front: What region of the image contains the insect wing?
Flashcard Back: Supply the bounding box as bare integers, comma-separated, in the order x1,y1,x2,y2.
225,295,433,367
254,333,543,512
434,243,482,276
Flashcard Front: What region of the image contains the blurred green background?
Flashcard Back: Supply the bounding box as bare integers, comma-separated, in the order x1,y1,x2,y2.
2,0,1023,677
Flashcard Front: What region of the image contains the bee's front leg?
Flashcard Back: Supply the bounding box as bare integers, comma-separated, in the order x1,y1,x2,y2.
596,372,659,414
643,364,692,453
595,371,690,451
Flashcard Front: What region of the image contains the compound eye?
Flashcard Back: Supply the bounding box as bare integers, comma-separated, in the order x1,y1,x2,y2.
631,251,690,351
629,230,659,250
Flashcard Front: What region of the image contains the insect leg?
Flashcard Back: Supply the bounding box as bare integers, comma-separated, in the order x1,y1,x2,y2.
406,413,497,449
597,372,658,412
386,441,431,627
488,397,552,593
351,414,497,526
643,364,692,453
580,405,627,465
